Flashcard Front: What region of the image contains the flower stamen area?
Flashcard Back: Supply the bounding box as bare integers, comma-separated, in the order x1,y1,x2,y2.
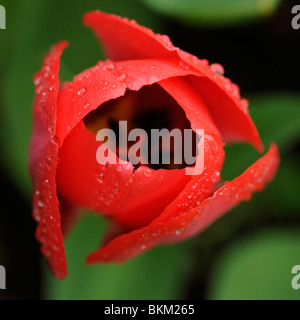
84,83,198,170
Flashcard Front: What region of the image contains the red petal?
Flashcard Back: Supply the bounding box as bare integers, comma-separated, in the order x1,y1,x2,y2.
29,42,68,279
56,58,200,147
83,11,179,61
83,10,263,151
56,58,224,231
57,120,191,230
86,144,279,264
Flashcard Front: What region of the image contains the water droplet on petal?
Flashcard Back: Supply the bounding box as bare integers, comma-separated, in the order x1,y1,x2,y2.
117,73,127,82
37,200,44,207
143,168,153,178
241,98,249,113
210,63,225,76
232,83,240,97
83,101,91,110
77,87,87,96
179,60,190,70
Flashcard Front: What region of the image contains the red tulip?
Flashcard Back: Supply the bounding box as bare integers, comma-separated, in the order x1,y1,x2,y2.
29,11,280,279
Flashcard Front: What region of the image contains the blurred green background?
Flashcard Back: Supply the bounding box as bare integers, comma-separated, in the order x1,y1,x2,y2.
0,0,299,300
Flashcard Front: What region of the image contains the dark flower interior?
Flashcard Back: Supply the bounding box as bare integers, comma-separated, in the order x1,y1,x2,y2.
84,83,198,170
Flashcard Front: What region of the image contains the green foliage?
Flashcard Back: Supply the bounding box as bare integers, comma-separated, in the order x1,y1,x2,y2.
141,0,282,27
208,228,300,300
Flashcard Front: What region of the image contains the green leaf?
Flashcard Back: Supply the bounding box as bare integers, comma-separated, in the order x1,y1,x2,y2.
44,213,192,300
208,228,300,300
141,0,282,27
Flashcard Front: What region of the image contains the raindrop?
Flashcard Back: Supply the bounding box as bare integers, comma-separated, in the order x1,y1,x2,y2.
225,83,231,91
37,200,44,208
117,74,127,82
96,172,105,183
179,60,190,70
77,87,87,96
103,62,115,70
210,63,225,76
175,228,185,235
83,101,91,110
143,168,153,178
241,98,249,113
33,208,41,221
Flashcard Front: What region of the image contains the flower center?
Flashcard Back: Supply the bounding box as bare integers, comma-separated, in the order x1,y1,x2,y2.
84,83,197,170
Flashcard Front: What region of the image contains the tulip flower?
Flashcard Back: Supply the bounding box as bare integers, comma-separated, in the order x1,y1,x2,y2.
29,11,279,278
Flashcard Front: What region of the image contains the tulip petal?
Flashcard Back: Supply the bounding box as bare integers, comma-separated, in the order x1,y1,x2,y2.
83,10,263,151
56,58,202,147
57,120,191,230
86,144,279,264
56,59,225,231
29,42,68,279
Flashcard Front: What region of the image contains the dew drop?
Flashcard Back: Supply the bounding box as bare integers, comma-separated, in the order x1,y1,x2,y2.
33,208,41,221
241,98,249,113
232,83,240,97
179,60,190,70
37,200,44,208
175,228,185,235
225,83,231,91
143,168,153,178
83,101,91,110
210,63,225,76
96,172,105,183
103,62,115,70
77,87,87,96
117,73,127,82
